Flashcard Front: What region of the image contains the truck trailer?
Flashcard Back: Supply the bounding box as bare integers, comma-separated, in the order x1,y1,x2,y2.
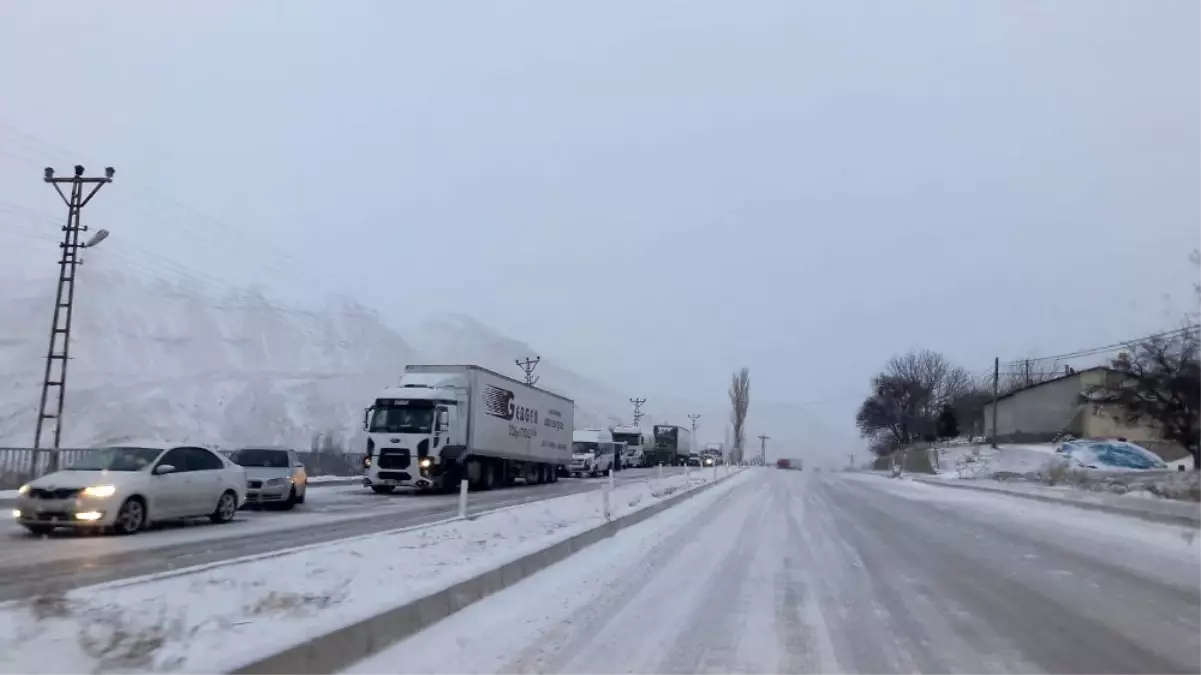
362,365,574,493
648,424,692,466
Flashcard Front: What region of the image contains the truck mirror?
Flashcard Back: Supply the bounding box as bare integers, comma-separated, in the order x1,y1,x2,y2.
362,407,373,431
438,410,449,430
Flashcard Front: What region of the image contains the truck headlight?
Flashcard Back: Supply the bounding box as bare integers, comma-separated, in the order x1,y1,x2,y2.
419,457,432,469
82,485,117,498
18,484,29,496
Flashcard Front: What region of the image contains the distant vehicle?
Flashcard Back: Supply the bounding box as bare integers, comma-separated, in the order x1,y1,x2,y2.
611,425,647,468
12,443,247,536
229,447,308,510
649,424,692,466
701,453,719,467
613,441,629,469
362,365,573,493
776,458,791,470
686,453,702,467
571,428,617,477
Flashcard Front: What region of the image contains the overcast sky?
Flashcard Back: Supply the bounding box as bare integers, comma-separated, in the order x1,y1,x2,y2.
0,1,1197,461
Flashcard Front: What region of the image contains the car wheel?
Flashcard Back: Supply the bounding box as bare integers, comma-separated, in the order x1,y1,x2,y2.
209,490,238,524
280,487,297,511
23,524,54,536
112,497,146,535
371,485,395,495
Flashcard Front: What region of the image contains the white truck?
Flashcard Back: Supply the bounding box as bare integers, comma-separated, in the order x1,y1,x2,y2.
610,424,647,468
362,365,574,494
569,428,617,477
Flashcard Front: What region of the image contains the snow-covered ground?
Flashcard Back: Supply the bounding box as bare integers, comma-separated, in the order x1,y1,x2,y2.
0,466,743,674
929,443,1062,478
345,470,1201,674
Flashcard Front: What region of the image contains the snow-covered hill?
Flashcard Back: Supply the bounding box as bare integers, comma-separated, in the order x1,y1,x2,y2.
0,266,636,449
0,264,420,449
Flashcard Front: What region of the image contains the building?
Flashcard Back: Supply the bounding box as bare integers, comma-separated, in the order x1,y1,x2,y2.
982,366,1184,460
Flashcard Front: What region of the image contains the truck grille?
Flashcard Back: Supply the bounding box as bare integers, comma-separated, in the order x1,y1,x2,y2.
378,449,411,469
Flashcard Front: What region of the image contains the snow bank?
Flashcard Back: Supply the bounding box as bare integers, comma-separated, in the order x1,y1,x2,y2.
930,443,1060,479
0,467,746,674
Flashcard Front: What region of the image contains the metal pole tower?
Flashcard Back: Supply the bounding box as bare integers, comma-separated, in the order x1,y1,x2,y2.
630,397,646,426
515,356,541,385
688,413,700,454
758,433,770,465
34,165,114,469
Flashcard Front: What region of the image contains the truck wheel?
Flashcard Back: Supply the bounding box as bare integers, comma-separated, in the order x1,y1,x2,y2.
481,461,496,491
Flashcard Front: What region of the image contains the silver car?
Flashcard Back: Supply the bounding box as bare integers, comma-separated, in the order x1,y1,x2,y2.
228,448,307,510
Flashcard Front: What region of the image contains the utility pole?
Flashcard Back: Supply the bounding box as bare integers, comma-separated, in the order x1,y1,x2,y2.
33,165,114,471
688,413,700,454
990,356,1000,449
630,397,646,426
1024,359,1031,388
515,356,540,386
758,433,770,465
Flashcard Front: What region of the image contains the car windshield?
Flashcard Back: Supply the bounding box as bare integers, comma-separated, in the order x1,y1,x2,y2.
369,404,434,434
230,449,290,468
573,442,599,454
65,447,162,471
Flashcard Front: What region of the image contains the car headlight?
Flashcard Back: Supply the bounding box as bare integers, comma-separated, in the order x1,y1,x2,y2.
82,485,117,498
18,484,29,496
265,477,288,486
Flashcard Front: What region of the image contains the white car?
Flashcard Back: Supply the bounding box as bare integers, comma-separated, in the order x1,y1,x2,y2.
12,443,247,536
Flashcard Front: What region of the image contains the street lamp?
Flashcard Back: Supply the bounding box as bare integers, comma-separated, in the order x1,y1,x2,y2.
83,228,109,248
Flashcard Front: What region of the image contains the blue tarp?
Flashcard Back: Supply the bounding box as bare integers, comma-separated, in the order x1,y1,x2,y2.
1057,440,1167,470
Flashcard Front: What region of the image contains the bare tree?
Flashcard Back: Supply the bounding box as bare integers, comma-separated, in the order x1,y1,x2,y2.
1088,328,1200,469
856,349,972,452
728,368,751,463
1000,358,1066,396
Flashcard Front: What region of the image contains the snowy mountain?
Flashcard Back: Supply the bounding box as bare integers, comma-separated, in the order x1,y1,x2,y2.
0,266,637,449
0,263,419,449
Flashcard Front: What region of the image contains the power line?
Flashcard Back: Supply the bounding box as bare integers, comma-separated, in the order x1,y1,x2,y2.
1003,325,1198,367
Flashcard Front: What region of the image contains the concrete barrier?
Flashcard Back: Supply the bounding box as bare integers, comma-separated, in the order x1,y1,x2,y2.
231,470,745,674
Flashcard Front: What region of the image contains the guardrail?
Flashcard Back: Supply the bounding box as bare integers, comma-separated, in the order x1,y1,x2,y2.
0,447,366,489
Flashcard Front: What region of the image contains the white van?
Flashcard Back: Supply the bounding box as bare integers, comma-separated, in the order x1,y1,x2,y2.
570,428,616,477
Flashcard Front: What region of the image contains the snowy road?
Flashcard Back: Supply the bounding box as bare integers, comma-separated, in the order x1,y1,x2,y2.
348,469,1201,674
0,467,681,601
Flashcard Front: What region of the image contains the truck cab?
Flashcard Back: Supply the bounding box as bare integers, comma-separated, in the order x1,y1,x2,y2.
611,425,647,468
363,373,465,494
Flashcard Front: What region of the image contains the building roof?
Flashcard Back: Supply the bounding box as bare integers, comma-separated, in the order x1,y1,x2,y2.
987,365,1117,405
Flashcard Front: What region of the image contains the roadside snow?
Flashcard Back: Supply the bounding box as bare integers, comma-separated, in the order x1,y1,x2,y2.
0,467,745,674
930,443,1060,478
343,466,764,675
305,474,362,484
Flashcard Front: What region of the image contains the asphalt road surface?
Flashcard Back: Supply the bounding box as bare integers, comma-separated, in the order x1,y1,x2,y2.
0,467,681,602
349,469,1201,674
